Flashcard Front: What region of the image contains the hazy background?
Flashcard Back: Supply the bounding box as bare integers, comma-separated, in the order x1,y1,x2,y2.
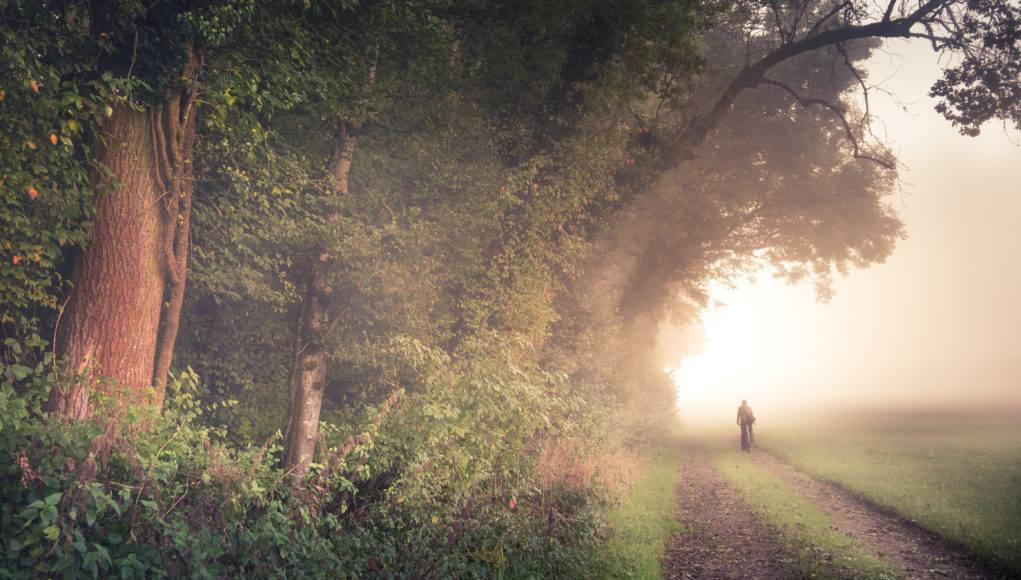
666,40,1021,425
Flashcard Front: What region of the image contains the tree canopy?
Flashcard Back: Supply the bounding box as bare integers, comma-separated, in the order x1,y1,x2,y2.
1,0,1018,575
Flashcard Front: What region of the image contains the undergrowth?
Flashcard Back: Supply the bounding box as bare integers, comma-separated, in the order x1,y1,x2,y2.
0,332,657,578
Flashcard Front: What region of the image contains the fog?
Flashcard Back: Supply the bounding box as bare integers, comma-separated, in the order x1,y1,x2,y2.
665,40,1021,426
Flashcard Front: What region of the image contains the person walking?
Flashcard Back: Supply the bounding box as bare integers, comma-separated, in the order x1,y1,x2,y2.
737,399,755,451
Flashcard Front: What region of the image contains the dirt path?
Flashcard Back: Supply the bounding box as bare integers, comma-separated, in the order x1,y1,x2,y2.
661,435,1006,579
660,438,790,579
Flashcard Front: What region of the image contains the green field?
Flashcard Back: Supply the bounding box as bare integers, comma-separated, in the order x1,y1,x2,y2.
756,418,1021,574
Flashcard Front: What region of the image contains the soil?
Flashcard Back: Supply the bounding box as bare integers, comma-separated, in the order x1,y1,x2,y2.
660,435,1011,579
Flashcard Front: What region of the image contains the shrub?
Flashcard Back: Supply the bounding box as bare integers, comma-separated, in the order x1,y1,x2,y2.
1,335,643,578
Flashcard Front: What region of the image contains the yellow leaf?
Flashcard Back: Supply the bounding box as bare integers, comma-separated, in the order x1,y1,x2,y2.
26,141,36,150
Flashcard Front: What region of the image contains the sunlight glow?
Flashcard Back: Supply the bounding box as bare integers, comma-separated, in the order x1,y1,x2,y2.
665,278,848,426
668,280,799,424
665,40,1021,428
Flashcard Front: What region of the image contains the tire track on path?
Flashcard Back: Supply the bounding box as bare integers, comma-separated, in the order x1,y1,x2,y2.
661,437,790,579
747,448,1001,579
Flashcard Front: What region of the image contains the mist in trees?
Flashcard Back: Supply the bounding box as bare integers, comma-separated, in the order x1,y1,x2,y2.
2,0,1018,575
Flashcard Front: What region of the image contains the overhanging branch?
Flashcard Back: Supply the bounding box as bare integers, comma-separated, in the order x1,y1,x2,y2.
759,77,895,168
679,0,953,151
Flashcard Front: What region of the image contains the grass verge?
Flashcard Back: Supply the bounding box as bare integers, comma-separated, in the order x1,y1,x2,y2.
757,420,1021,575
702,432,902,579
594,430,683,578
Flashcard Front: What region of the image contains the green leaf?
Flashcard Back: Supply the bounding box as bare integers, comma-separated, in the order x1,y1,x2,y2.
18,507,39,523
83,551,98,577
40,504,58,526
7,364,31,380
43,524,60,541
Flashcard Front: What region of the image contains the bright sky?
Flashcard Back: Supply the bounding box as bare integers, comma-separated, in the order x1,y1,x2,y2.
667,40,1021,424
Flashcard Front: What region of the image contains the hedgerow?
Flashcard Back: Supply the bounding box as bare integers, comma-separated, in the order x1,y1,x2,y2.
1,331,635,578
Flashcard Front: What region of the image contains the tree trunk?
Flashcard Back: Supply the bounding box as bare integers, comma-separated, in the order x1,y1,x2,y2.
48,52,199,419
282,122,356,484
49,102,169,418
282,290,330,481
284,43,375,484
152,52,199,404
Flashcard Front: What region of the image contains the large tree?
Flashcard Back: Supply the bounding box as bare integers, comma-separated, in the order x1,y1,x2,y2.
544,0,1019,413
12,1,220,417
606,0,1019,318
0,1,312,418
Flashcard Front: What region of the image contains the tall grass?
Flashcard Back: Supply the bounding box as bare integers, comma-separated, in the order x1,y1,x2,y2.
758,419,1021,574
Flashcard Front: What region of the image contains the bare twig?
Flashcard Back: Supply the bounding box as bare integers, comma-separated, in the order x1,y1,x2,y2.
162,479,190,518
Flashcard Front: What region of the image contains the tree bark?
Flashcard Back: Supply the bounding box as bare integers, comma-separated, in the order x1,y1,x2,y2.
47,50,199,419
152,52,199,405
49,101,169,418
282,122,356,484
